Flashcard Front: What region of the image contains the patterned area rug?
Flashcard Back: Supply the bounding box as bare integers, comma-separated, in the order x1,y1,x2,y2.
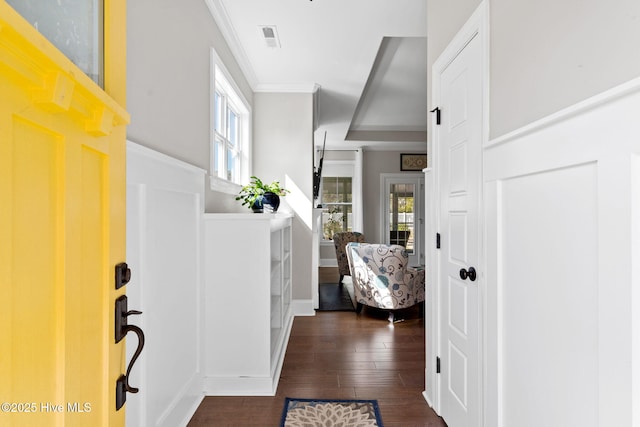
280,398,383,427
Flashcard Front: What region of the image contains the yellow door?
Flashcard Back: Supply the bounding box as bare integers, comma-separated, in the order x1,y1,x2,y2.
0,1,129,426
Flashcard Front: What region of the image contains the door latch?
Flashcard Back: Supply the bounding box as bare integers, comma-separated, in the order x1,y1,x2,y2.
115,295,145,410
115,262,131,289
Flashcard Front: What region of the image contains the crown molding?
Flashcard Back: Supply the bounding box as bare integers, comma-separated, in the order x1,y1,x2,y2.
254,83,321,94
203,0,258,89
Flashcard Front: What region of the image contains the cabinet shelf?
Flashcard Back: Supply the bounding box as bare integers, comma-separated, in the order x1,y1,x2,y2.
203,213,294,396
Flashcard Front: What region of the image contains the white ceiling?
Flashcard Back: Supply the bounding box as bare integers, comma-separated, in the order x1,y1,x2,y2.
206,0,427,151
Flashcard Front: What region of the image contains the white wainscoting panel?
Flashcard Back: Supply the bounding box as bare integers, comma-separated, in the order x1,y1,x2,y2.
502,164,598,426
126,141,206,427
633,154,640,427
484,79,640,427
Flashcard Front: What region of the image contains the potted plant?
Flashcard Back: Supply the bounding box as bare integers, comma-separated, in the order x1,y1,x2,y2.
236,176,289,213
322,206,343,240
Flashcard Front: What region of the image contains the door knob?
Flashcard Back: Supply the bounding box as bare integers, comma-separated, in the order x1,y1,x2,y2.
459,266,477,281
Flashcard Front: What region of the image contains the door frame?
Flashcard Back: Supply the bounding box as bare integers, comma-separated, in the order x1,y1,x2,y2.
427,1,489,424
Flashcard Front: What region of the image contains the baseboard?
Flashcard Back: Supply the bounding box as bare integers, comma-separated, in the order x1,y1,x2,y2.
422,390,434,408
203,375,278,396
292,299,316,316
177,396,204,427
156,373,204,427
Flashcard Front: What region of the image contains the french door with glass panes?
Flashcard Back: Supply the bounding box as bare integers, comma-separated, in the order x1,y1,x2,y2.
381,174,424,266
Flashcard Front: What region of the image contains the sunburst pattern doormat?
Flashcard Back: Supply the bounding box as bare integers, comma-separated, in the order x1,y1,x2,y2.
280,397,384,427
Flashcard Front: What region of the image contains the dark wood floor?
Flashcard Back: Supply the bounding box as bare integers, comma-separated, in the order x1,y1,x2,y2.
188,297,447,426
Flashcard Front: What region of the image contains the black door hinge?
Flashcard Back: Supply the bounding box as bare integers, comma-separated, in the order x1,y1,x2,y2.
430,107,441,125
436,357,441,374
436,233,441,249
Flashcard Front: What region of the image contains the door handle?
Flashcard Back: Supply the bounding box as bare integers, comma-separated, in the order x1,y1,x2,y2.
459,266,477,281
115,295,145,410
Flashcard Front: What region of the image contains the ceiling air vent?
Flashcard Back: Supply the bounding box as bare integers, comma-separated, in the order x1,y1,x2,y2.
259,25,281,48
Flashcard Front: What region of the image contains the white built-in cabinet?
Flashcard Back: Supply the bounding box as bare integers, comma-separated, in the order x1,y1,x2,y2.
203,213,294,396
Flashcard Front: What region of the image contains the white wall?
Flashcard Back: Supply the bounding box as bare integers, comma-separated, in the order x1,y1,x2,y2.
490,0,640,138
363,150,424,242
127,0,251,212
427,0,640,147
426,0,482,160
126,2,320,285
253,92,314,301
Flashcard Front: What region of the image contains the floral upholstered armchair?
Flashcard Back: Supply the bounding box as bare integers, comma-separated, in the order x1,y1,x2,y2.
333,231,366,286
346,242,425,317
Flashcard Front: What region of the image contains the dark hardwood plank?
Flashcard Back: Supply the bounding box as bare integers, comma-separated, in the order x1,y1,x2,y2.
188,309,447,426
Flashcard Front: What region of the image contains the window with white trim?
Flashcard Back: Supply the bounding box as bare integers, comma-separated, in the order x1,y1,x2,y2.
321,176,353,240
319,160,359,241
211,51,250,191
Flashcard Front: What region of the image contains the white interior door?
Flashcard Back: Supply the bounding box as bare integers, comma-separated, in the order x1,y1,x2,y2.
435,30,483,427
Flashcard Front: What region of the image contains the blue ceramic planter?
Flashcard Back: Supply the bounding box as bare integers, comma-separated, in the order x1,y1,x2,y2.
251,192,280,213
262,192,280,213
251,195,265,213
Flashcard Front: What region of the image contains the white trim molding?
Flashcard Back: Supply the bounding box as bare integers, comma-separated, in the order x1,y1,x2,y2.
487,76,640,149
209,175,242,195
254,83,321,93
422,167,438,409
292,299,316,317
428,2,489,423
203,0,258,88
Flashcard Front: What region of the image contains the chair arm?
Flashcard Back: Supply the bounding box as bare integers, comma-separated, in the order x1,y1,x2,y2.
405,266,426,303
405,266,425,281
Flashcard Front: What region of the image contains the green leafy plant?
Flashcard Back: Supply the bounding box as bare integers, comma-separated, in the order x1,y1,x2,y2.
235,176,289,209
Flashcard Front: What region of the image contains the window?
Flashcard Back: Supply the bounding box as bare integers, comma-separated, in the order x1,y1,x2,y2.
211,51,250,191
317,155,363,245
321,176,353,240
7,0,103,86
